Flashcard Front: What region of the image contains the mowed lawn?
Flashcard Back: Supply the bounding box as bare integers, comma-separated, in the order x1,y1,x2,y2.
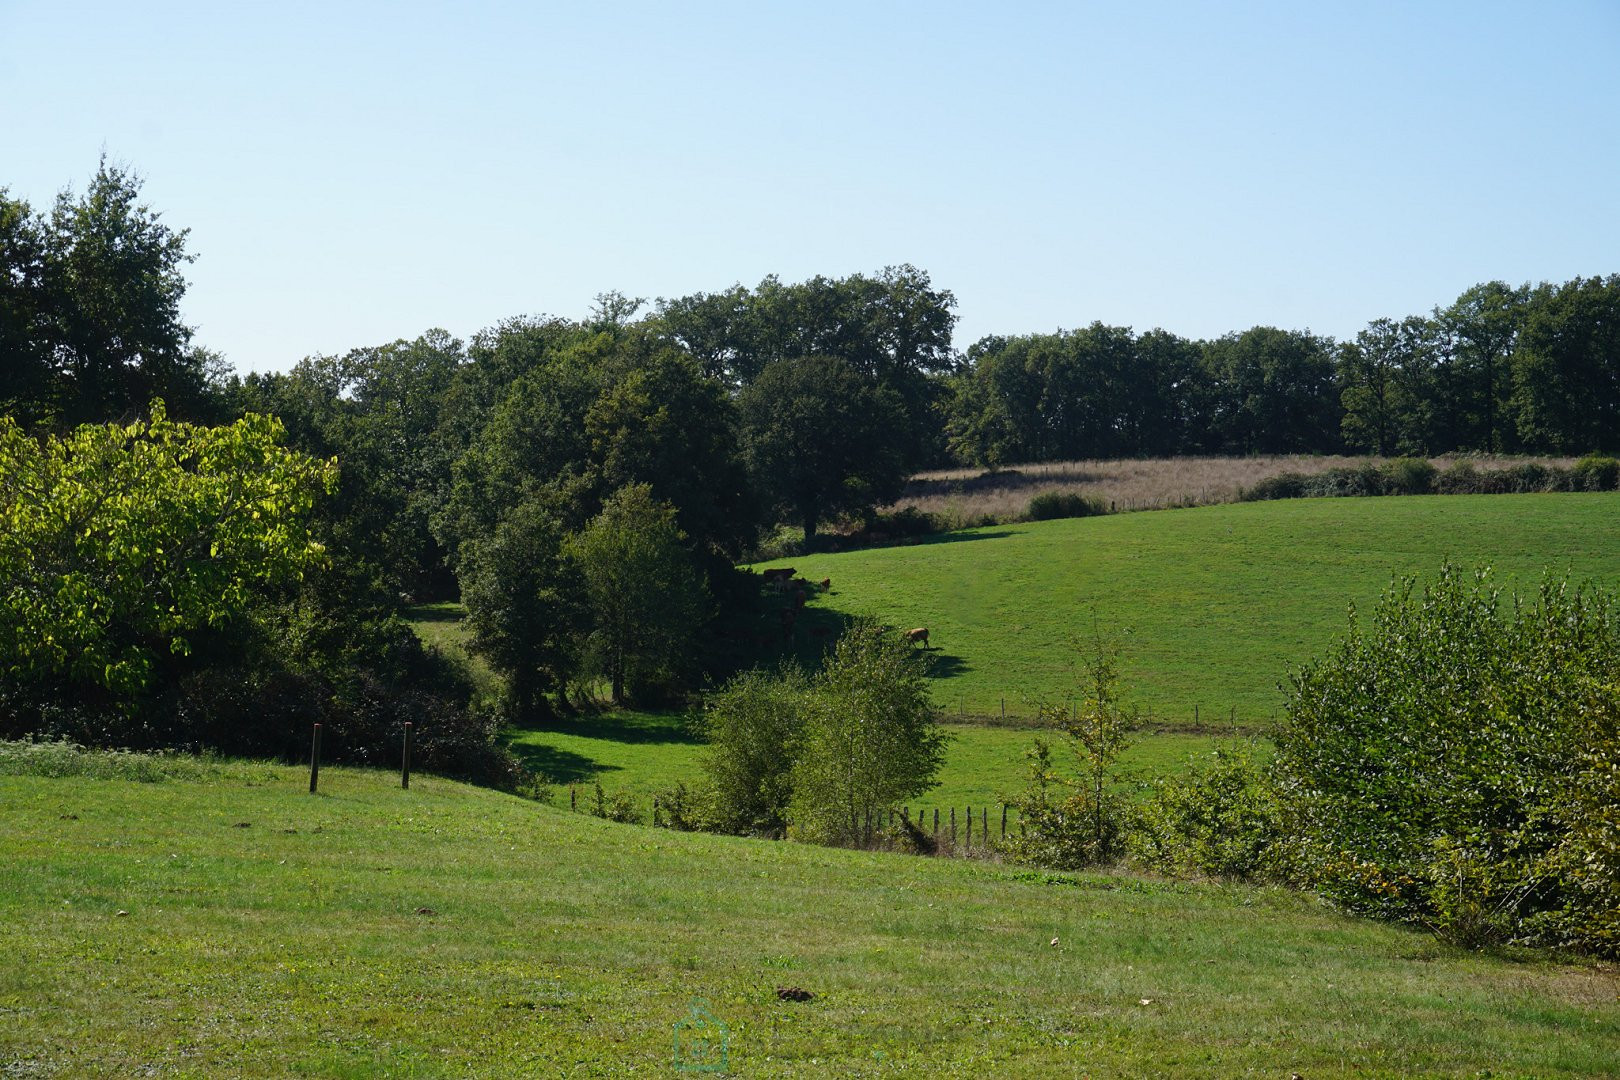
767,493,1620,722
3,760,1616,1077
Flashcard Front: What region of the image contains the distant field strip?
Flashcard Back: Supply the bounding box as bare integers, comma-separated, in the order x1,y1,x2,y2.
769,493,1620,723
892,453,1578,518
503,717,1241,811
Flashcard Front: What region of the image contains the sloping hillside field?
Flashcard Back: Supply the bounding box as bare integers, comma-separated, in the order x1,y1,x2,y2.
777,493,1620,722
3,762,1616,1077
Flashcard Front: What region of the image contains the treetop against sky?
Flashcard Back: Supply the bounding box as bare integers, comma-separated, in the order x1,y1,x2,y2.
3,0,1616,376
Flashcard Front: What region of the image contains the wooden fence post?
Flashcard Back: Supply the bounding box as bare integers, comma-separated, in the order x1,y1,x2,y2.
982,806,988,842
570,785,577,812
950,807,956,845
966,805,973,846
933,807,939,838
308,722,322,794
401,721,412,790
1001,804,1008,839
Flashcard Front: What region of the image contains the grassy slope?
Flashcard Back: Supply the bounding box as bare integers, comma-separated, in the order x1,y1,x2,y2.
3,763,1616,1078
503,716,1243,813
769,493,1620,722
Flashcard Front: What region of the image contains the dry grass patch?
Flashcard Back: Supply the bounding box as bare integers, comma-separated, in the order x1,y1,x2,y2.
891,454,1579,522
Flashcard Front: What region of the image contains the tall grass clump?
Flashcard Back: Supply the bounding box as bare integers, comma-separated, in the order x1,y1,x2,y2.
0,738,268,783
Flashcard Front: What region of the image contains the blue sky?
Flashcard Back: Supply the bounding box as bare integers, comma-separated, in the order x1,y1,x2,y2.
4,1,1617,374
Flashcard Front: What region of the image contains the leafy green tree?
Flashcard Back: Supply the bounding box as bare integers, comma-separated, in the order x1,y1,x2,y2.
1512,276,1620,453
1202,327,1340,454
460,497,583,719
584,349,756,558
2,162,208,426
0,402,335,700
1338,316,1435,454
568,484,709,704
44,160,204,424
738,355,909,544
702,665,811,835
0,191,53,425
654,265,958,466
1435,281,1530,451
234,332,466,599
789,622,947,846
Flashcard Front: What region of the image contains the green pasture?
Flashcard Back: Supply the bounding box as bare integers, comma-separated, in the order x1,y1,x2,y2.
3,752,1615,1077
503,714,1249,815
767,493,1620,722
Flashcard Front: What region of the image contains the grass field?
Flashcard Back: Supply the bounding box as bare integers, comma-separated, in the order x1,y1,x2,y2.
766,493,1620,723
3,750,1615,1077
502,712,1248,816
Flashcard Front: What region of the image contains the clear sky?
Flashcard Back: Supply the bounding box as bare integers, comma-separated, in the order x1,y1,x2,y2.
4,1,1617,375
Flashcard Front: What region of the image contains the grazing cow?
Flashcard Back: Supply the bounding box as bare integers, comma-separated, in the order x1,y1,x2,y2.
819,578,831,592
905,627,930,649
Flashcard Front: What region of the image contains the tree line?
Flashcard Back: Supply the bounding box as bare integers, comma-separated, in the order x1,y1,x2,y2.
945,277,1620,465
5,162,1620,740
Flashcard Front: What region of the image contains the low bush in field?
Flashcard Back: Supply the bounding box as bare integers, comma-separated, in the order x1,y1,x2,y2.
1134,744,1287,880
1004,637,1135,870
1571,453,1620,491
1025,490,1107,521
1274,566,1620,955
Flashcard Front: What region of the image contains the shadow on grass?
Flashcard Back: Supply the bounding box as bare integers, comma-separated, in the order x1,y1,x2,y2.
922,650,970,680
500,740,619,786
902,466,1103,499
513,710,704,747
911,529,1018,546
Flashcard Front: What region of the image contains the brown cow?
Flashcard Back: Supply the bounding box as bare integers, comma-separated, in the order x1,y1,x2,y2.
904,627,930,649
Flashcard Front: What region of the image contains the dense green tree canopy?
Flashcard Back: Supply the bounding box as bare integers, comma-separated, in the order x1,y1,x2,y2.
738,355,909,543
568,484,709,705
1,161,207,427
0,403,335,698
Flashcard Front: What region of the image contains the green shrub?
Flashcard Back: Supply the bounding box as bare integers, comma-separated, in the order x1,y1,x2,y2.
1380,457,1437,495
701,666,809,835
1005,636,1135,870
1571,454,1620,491
1301,463,1385,498
1435,460,1481,494
1135,744,1285,880
1026,490,1105,521
1242,472,1308,501
750,525,806,562
871,506,946,537
652,781,719,832
1274,565,1620,955
588,781,642,824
